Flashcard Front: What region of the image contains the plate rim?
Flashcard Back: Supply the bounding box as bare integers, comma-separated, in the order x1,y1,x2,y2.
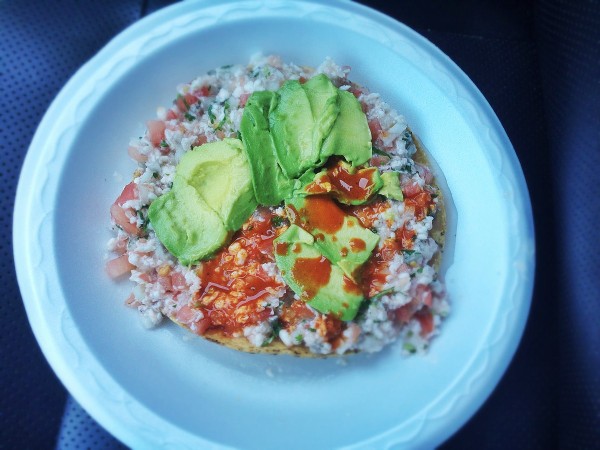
13,0,535,448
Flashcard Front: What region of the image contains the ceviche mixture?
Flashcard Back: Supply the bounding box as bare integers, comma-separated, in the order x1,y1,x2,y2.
106,55,449,355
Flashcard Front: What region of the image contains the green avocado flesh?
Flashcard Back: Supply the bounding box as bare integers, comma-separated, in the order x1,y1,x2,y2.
297,160,384,205
176,139,257,231
263,75,371,181
148,139,255,264
274,225,364,321
303,74,340,155
379,171,404,201
320,89,372,167
269,80,317,179
240,91,295,205
148,184,230,265
286,195,379,279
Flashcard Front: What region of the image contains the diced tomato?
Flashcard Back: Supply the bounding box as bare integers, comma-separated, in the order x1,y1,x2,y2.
348,85,363,98
412,192,432,207
368,119,382,141
110,182,140,235
146,120,166,147
196,85,212,97
171,272,187,291
110,203,139,235
396,225,416,250
175,304,198,324
175,93,198,112
194,317,212,335
105,254,134,279
402,180,422,198
280,300,315,328
115,181,137,205
112,236,128,255
138,272,155,283
165,109,178,121
415,308,434,337
158,275,172,292
127,145,147,163
415,163,434,184
416,284,433,307
124,293,139,308
315,315,343,341
370,155,389,167
185,93,197,106
404,191,433,221
239,93,250,107
194,135,208,147
394,299,417,324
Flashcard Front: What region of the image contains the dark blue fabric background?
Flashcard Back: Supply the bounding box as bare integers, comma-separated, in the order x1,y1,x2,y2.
1,0,598,448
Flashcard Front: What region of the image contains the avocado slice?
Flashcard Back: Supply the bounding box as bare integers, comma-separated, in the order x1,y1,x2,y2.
286,195,379,279
297,160,384,205
148,184,230,265
274,225,364,321
320,89,372,166
269,80,319,179
175,138,257,231
379,171,404,200
149,138,257,264
302,74,340,153
240,91,295,205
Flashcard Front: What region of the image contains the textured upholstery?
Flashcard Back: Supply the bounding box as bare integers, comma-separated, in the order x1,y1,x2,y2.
1,0,597,448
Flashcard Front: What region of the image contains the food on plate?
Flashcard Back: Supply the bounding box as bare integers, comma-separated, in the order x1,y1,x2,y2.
106,55,449,356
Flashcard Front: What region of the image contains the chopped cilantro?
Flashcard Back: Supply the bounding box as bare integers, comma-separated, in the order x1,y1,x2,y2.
369,288,395,301
137,210,149,232
403,342,417,354
152,172,159,179
295,334,303,343
372,147,391,158
160,139,168,147
262,320,282,346
355,298,372,319
308,327,317,332
184,112,195,121
207,105,216,123
215,117,227,131
271,216,285,227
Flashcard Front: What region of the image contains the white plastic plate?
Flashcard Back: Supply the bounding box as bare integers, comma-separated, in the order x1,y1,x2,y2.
13,1,535,448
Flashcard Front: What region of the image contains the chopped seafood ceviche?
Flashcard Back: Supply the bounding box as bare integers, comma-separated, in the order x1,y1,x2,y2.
106,54,449,356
